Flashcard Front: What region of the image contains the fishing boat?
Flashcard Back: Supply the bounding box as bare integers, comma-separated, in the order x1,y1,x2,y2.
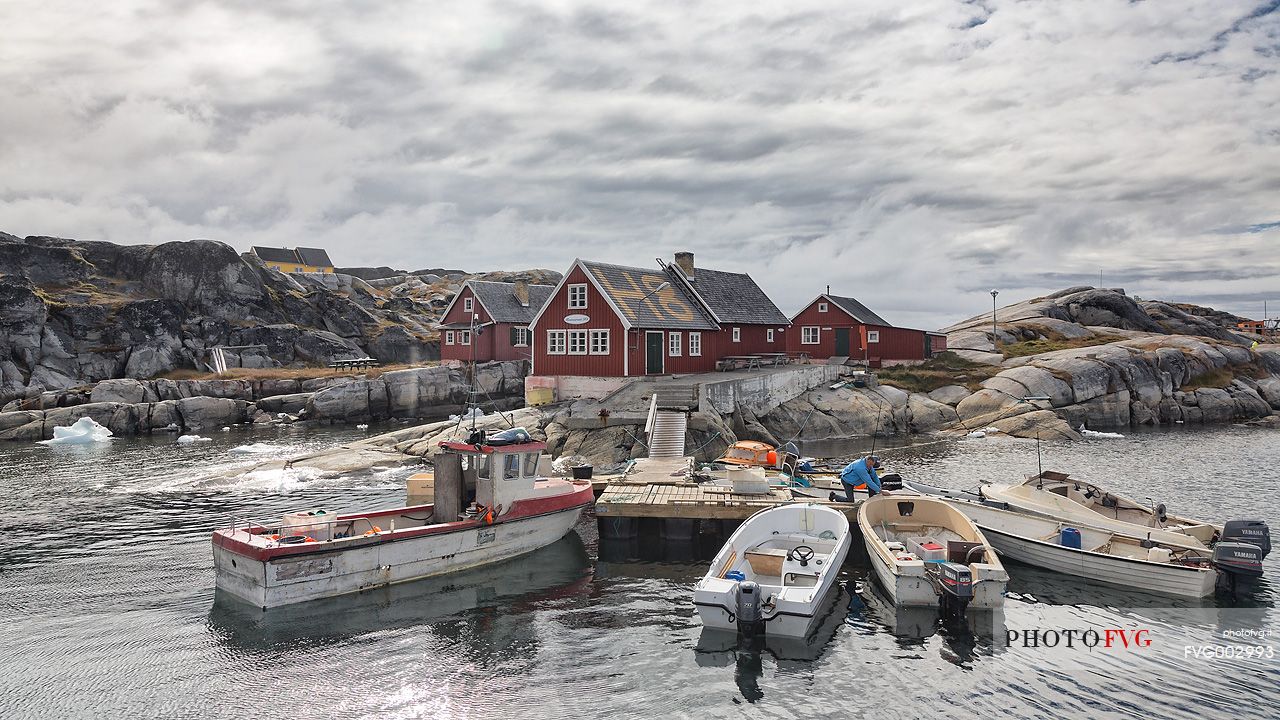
979,471,1270,557
694,503,851,637
903,480,1265,597
212,433,594,609
858,495,1007,610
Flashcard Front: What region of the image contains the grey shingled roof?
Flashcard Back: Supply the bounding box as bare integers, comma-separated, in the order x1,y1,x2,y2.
469,280,555,323
296,247,334,267
251,246,299,264
827,295,890,326
680,267,789,325
581,261,718,330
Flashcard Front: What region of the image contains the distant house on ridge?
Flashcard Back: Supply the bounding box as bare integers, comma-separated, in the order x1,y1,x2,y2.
251,246,335,274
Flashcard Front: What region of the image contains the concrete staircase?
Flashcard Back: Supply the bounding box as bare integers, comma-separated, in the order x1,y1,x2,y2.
647,410,688,459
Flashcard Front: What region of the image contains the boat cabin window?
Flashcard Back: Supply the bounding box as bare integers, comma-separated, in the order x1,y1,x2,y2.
502,453,521,480
523,453,538,476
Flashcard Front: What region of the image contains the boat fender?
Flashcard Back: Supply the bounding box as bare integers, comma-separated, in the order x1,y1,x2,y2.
304,537,317,543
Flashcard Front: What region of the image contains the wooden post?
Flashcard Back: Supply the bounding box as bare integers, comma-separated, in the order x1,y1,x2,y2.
432,452,464,524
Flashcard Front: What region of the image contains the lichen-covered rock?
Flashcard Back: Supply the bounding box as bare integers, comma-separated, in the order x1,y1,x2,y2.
907,393,959,432
927,385,970,406
176,396,247,429
90,378,148,404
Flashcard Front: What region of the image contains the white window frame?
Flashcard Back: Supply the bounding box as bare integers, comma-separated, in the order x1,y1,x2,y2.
567,329,588,355
689,332,702,356
463,296,473,313
589,329,610,355
802,326,820,344
668,332,681,357
867,330,881,344
459,330,471,346
766,329,775,343
445,330,455,345
568,284,588,309
732,327,741,343
547,330,566,355
818,302,828,313
513,327,530,347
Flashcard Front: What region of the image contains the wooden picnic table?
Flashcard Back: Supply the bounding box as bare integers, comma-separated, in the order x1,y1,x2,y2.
721,355,764,370
328,357,381,370
756,352,789,366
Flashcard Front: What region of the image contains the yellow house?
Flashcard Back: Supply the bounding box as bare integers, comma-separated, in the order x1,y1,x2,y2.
251,246,335,273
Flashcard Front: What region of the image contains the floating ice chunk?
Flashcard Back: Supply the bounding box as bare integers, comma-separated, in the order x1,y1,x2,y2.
39,417,113,445
356,423,369,430
448,407,486,422
966,430,986,439
1078,424,1124,439
162,423,181,433
177,434,212,444
221,426,231,432
230,442,279,454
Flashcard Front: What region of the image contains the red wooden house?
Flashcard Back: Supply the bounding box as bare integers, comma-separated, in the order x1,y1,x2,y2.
529,252,789,377
786,293,946,367
438,279,555,363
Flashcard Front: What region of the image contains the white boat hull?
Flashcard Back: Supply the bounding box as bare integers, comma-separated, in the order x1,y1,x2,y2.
955,503,1218,598
214,506,584,609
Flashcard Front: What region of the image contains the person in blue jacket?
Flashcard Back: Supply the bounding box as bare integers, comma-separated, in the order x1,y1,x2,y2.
830,455,880,502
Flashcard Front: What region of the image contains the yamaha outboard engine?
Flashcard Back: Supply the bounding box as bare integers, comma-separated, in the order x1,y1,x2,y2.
927,562,973,616
735,581,764,637
1221,519,1271,559
1214,542,1265,594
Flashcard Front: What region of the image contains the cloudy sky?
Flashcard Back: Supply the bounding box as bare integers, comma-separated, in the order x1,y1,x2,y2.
1,1,1278,329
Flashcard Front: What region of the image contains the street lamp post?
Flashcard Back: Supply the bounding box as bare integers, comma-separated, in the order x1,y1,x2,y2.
990,289,999,354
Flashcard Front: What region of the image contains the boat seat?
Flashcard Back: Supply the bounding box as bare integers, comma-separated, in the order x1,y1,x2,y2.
745,548,787,576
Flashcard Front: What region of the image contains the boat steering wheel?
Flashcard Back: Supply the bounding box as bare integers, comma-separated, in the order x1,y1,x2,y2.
788,545,815,567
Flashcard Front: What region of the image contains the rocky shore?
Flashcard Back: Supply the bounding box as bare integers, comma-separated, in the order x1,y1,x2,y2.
0,360,526,441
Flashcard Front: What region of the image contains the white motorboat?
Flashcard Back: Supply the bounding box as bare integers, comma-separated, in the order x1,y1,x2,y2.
980,471,1270,557
213,434,594,609
694,503,851,637
905,484,1264,598
858,495,1007,610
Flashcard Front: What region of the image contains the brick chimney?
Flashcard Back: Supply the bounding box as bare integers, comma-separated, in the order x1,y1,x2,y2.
514,278,529,306
674,251,695,279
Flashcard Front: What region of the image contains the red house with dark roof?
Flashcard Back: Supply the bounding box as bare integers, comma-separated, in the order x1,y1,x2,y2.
529,252,789,377
438,279,555,363
787,293,946,367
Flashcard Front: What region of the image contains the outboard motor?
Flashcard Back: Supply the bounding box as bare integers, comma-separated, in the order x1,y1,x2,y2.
879,473,903,492
735,581,764,637
927,562,973,615
1213,542,1265,594
1221,519,1271,559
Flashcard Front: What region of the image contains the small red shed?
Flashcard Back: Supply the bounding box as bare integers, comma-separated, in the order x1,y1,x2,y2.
786,293,942,367
438,279,555,363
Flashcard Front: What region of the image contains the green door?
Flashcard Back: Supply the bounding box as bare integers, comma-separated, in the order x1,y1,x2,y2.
646,331,665,374
834,328,851,356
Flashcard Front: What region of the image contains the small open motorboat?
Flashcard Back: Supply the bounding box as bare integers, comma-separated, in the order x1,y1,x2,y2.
694,503,851,637
929,498,1263,598
979,471,1271,558
212,433,594,609
858,495,1007,610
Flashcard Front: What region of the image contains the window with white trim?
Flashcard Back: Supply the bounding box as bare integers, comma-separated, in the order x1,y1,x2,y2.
668,332,681,356
547,330,566,354
568,329,588,354
445,330,455,345
512,327,530,347
766,329,775,343
818,302,828,312
867,330,880,343
459,330,471,346
463,296,473,313
802,326,820,344
590,329,610,354
689,332,702,356
568,284,587,309
732,327,740,343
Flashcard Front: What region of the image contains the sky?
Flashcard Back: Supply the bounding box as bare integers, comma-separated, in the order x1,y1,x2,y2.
1,0,1278,330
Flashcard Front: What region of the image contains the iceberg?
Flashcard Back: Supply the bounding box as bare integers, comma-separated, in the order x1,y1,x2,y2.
39,417,114,445
1078,424,1124,439
230,442,279,454
177,434,212,444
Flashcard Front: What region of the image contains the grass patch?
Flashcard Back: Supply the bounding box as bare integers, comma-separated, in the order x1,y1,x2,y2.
875,351,1000,393
155,362,437,382
1180,368,1234,391
1001,334,1116,358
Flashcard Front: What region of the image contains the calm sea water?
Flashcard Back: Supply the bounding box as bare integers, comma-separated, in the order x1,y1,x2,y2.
1,422,1277,719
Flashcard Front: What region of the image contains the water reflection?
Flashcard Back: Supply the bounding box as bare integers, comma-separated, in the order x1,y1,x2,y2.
208,534,592,651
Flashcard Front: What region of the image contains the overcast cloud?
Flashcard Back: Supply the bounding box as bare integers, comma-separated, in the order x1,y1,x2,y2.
1,0,1278,329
